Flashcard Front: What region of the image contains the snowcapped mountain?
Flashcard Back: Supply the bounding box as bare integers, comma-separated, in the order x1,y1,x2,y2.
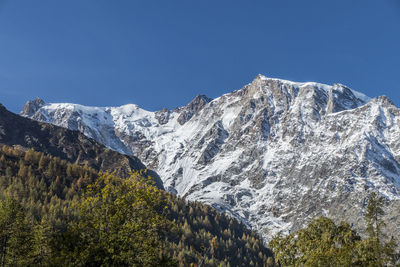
21,75,400,241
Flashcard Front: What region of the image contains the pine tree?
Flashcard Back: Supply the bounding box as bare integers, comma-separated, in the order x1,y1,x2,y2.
38,154,46,170
32,220,52,265
365,192,385,243
17,160,27,178
355,192,397,266
0,198,34,266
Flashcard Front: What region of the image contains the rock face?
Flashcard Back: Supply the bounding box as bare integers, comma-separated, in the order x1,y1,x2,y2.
21,97,45,117
176,94,212,125
21,75,400,241
0,104,163,187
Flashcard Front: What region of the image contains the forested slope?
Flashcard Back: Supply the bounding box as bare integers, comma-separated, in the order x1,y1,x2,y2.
0,145,273,266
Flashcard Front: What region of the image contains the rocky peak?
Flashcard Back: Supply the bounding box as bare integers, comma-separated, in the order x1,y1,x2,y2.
20,97,45,117
326,84,363,113
177,94,212,125
250,77,368,115
242,75,298,111
155,108,170,125
375,95,396,108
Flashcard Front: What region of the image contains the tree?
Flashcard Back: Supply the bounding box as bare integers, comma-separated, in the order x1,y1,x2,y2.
270,193,399,266
269,217,361,266
32,220,53,265
38,154,46,170
0,197,34,267
365,192,385,243
355,192,397,266
64,172,176,266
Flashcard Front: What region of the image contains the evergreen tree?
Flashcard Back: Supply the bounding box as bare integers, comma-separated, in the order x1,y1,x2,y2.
355,192,397,266
0,198,34,266
366,192,385,243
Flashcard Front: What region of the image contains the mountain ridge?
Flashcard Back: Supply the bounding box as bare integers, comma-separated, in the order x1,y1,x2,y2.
21,75,400,241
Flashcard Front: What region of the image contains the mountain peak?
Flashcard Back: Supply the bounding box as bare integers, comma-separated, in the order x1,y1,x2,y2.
251,75,372,107
324,83,366,113
192,94,212,103
255,74,268,80
373,95,396,107
20,97,45,117
177,94,212,125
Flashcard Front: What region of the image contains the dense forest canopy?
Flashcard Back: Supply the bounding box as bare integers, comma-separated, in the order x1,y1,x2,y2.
0,145,272,266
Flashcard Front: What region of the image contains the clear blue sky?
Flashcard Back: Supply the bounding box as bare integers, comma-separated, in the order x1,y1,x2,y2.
1,0,400,113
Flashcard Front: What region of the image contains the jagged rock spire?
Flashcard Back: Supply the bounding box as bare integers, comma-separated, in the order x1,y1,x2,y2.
177,94,212,125
20,97,45,117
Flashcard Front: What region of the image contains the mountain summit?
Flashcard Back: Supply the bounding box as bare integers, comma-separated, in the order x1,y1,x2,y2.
21,75,400,241
20,97,45,117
